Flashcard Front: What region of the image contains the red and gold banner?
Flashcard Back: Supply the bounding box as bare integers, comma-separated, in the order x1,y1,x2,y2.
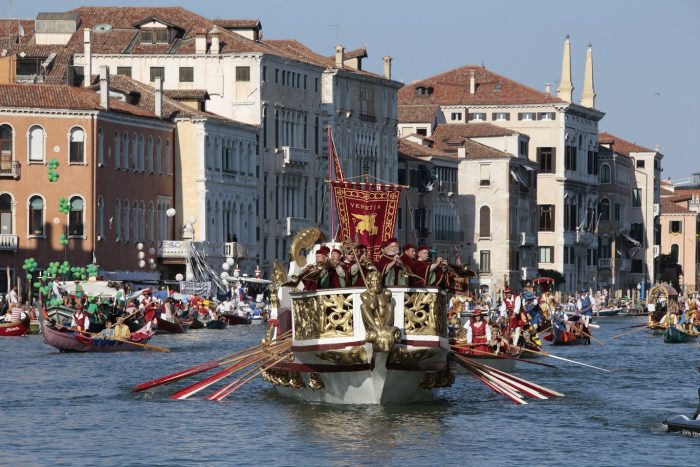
331,181,403,261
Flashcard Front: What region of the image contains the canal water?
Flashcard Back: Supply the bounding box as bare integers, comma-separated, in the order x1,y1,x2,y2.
1,316,698,466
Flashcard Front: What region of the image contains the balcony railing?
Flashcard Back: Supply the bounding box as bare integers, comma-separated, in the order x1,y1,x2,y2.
598,258,611,269
286,217,312,236
520,232,536,246
279,146,311,167
576,230,594,245
157,240,188,259
225,242,258,259
0,234,18,251
0,161,21,179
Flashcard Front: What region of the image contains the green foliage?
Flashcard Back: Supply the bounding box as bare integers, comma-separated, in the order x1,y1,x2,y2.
48,158,60,182
58,197,70,214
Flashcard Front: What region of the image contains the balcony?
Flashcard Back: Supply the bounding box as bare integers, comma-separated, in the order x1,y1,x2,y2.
598,258,612,269
225,242,258,259
520,232,536,246
286,217,312,236
0,234,18,251
157,240,188,259
0,161,21,179
619,258,631,272
520,267,537,279
279,146,311,167
576,230,594,245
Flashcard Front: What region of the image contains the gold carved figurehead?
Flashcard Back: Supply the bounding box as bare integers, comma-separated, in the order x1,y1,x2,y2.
360,270,401,352
289,227,326,267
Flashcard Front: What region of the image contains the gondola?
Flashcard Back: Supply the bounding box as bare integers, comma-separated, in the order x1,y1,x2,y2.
205,319,227,330
663,326,693,344
0,317,30,336
39,310,154,352
188,317,204,329
156,317,188,334
450,344,521,372
219,313,250,325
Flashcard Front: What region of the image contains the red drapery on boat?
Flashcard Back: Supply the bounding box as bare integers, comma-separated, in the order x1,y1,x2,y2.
331,180,403,261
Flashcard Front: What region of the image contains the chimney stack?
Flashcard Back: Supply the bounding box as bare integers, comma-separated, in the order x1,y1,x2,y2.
99,65,110,110
155,77,163,118
580,43,596,108
557,35,574,103
83,28,92,87
383,56,392,79
469,70,476,95
210,27,220,54
195,29,207,55
544,83,551,95
335,45,345,69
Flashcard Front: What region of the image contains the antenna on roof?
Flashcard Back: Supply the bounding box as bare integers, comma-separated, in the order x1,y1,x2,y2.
328,24,341,44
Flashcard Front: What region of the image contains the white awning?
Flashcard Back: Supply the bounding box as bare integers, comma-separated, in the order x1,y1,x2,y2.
621,233,641,247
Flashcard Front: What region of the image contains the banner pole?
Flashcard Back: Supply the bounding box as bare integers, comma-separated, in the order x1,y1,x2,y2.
328,126,335,242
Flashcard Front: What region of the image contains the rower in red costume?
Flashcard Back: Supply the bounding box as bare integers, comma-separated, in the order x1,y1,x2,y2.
466,309,492,354
71,305,90,332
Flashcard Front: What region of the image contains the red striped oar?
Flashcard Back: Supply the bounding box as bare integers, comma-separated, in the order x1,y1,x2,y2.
169,353,267,400
468,358,564,398
207,352,291,401
453,355,526,405
132,332,292,392
480,368,547,400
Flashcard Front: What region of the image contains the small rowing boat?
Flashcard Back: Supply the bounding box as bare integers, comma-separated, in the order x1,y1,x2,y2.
205,319,227,330
663,326,694,344
663,415,700,436
0,318,29,336
156,317,189,334
450,345,521,372
549,316,588,345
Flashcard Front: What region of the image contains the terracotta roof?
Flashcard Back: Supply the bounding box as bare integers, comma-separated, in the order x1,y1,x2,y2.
0,83,156,118
398,138,452,160
432,123,518,141
343,47,367,60
598,131,655,155
163,89,209,100
398,65,565,106
660,186,676,197
212,19,261,29
660,199,694,215
397,105,438,123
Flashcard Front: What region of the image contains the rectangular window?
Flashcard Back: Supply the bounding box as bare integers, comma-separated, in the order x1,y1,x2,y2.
587,150,595,175
315,77,319,92
468,112,486,121
155,29,169,44
480,250,491,273
539,246,554,263
116,66,132,77
518,112,535,121
179,67,194,82
492,112,510,121
140,30,153,44
537,112,556,121
632,259,643,273
275,68,279,84
262,66,267,82
537,147,555,173
636,159,645,168
236,66,250,82
450,112,462,121
303,75,307,89
565,145,577,171
670,220,682,234
538,205,555,231
519,140,528,157
615,203,620,221
632,188,641,207
150,67,165,82
479,164,490,186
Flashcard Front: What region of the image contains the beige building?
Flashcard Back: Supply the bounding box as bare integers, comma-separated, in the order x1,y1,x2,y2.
398,38,605,293
659,192,700,293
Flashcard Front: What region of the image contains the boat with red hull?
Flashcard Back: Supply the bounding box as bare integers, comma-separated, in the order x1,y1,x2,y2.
0,318,30,336
39,311,154,352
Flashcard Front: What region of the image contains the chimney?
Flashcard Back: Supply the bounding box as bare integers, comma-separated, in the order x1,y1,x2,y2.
155,77,163,118
458,147,467,158
335,45,345,69
544,83,551,95
99,66,110,110
195,29,207,55
383,55,392,79
210,26,220,54
557,35,574,103
469,70,476,95
83,28,92,87
580,43,596,108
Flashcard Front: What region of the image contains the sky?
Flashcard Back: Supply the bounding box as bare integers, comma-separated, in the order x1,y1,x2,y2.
7,0,700,181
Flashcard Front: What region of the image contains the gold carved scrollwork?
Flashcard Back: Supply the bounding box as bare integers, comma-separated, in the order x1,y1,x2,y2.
293,293,354,340
388,347,436,365
316,346,368,365
308,373,325,390
261,370,306,389
419,369,455,390
404,292,448,337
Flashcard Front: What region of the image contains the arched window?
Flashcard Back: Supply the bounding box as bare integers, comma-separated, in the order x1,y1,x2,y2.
138,133,145,171
0,193,13,236
132,133,138,170
148,202,155,242
670,244,679,263
97,128,104,165
28,195,44,236
165,139,171,175
69,127,85,163
600,164,611,184
114,199,121,240
139,200,146,241
599,198,610,221
68,196,84,236
28,125,45,162
479,206,491,238
133,201,139,241
122,132,129,171
147,136,154,173
123,200,130,241
114,131,121,169
156,137,162,175
97,196,104,238
0,124,14,170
